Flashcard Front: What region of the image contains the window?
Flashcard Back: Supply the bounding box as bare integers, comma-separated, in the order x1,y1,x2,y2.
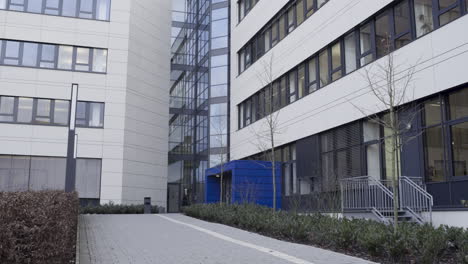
75,47,90,71
17,98,33,123
88,102,104,127
393,0,412,49
265,86,271,114
307,57,318,93
424,98,442,126
438,0,460,26
62,0,77,17
296,0,305,25
9,0,26,11
449,88,468,120
58,46,73,70
45,0,60,15
75,159,102,199
288,70,297,103
0,96,15,122
35,99,52,124
451,122,468,177
54,100,70,125
27,0,43,13
425,126,445,182
238,105,244,129
331,42,342,81
306,0,314,17
264,29,271,51
0,0,6,9
272,81,279,111
280,77,287,108
96,0,111,20
39,44,56,68
375,12,391,58
79,0,94,19
414,0,434,37
298,65,306,99
239,50,245,73
271,21,279,46
319,49,329,87
22,42,38,67
0,156,30,192
317,0,327,8
344,33,357,74
359,22,374,66
29,157,66,191
4,41,20,65
279,15,286,40
287,6,296,33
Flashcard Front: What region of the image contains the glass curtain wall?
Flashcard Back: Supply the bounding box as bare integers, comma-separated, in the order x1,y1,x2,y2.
168,0,230,212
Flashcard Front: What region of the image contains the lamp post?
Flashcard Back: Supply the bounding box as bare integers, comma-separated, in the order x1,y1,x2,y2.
65,84,79,192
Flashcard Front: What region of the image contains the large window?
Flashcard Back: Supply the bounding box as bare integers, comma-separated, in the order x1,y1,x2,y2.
0,155,101,199
0,95,104,128
238,0,260,22
238,0,329,73
0,0,111,21
0,39,107,73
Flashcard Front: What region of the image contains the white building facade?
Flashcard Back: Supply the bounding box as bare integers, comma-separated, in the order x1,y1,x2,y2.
231,0,468,227
0,0,171,207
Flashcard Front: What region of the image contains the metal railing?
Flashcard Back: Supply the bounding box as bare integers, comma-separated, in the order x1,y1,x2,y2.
399,176,433,224
341,176,394,223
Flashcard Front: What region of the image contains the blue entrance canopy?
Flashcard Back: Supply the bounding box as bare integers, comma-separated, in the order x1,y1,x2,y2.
205,160,282,209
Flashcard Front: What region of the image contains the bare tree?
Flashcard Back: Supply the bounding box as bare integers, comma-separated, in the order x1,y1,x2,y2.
249,54,283,210
210,115,229,203
356,37,418,229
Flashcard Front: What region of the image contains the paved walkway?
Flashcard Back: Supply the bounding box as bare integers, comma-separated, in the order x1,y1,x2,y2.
78,214,376,264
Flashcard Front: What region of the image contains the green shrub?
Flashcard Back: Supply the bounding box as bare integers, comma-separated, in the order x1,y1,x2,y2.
184,203,467,264
0,191,79,264
80,202,159,214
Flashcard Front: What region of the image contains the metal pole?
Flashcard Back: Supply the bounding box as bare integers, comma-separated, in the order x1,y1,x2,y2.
65,84,79,192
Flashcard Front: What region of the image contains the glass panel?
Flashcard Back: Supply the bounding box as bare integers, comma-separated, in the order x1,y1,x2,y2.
29,157,66,191
424,98,442,126
360,23,373,66
394,0,411,49
319,50,329,87
449,88,468,120
317,0,327,8
40,44,56,68
288,70,296,103
27,0,43,13
0,0,6,9
363,121,380,142
75,47,90,71
451,122,468,177
89,103,104,127
9,0,25,11
375,13,390,58
425,126,445,182
271,22,279,45
279,15,286,40
75,159,101,199
344,33,357,74
331,42,342,81
306,0,314,17
264,30,271,51
45,0,60,15
17,98,33,123
79,0,93,18
280,77,287,107
76,102,87,125
0,96,14,122
96,0,110,20
62,0,77,17
4,41,20,65
296,0,304,25
58,46,73,70
287,7,295,33
54,100,69,125
22,43,38,67
92,49,107,72
265,86,271,114
298,65,305,99
0,156,30,192
308,57,317,92
367,143,381,180
414,0,434,37
35,99,51,123
438,0,460,26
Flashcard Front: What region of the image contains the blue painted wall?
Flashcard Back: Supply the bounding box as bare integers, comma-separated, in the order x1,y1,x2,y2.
205,160,282,209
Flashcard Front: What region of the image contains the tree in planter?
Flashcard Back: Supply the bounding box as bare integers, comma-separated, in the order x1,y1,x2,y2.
210,115,229,203
249,54,283,210
355,36,419,229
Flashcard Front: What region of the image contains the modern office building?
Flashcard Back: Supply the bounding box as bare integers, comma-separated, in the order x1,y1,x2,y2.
168,0,229,212
231,0,468,227
0,0,171,207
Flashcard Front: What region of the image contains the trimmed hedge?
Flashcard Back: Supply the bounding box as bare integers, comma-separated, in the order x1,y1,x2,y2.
0,191,79,264
184,203,468,264
80,202,159,214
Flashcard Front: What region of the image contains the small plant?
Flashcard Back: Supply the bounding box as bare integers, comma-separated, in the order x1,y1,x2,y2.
184,203,467,264
80,202,159,214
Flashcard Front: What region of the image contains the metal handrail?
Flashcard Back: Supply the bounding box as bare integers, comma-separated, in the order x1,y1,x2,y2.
399,176,433,224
